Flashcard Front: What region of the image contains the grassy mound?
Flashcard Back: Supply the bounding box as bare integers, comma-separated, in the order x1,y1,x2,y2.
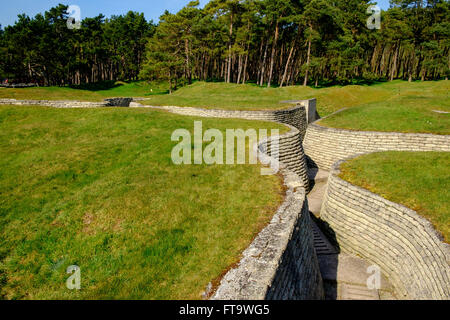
339,151,449,242
319,80,449,134
0,105,286,299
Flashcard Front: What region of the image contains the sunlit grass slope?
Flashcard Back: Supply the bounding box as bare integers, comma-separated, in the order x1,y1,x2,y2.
141,80,448,117
0,105,286,299
142,80,397,114
319,80,449,134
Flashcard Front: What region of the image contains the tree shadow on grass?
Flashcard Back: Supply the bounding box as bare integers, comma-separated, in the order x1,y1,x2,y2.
69,80,124,91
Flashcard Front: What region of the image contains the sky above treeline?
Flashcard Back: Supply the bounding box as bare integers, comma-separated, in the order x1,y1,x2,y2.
0,0,391,27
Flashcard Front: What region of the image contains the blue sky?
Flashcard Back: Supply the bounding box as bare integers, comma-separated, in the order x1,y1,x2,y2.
0,0,391,27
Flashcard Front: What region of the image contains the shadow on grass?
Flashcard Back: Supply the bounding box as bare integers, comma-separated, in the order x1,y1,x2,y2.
69,80,123,91
68,80,173,96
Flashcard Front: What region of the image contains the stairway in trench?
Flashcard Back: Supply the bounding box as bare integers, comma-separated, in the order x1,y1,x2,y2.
307,168,396,300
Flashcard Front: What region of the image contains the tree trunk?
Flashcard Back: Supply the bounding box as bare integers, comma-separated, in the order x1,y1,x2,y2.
390,42,399,81
267,21,279,88
260,41,269,86
256,40,264,85
242,53,248,84
280,45,295,87
303,26,312,87
227,13,234,83
237,55,243,84
185,38,192,84
221,59,225,80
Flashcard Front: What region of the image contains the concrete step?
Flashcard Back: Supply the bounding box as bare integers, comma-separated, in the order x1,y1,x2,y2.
311,221,338,255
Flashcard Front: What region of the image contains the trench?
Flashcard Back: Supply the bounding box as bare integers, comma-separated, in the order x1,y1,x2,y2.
0,98,407,299
306,167,397,300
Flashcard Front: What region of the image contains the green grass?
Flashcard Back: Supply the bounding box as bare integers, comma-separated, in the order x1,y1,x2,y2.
139,80,448,115
339,151,449,243
2,80,449,133
0,105,286,300
0,81,168,102
140,80,449,134
319,80,450,134
141,81,399,114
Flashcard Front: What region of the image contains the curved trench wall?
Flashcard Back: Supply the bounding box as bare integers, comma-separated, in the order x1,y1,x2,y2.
304,123,450,170
212,179,323,300
321,160,450,300
133,100,313,138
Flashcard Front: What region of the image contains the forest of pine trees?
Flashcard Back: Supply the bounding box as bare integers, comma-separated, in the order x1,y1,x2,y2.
0,4,154,86
0,1,448,89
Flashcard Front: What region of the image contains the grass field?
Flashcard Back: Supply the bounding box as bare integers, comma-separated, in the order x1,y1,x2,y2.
339,152,449,243
0,105,286,300
140,79,448,114
1,81,448,299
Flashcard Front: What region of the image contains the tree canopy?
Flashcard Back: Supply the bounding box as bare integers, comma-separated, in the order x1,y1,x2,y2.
1,1,448,87
140,0,449,87
0,4,154,85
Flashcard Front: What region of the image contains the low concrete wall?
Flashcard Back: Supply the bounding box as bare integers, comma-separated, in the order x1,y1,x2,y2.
141,102,323,299
0,83,38,88
320,159,450,299
132,102,324,299
0,98,106,108
0,98,133,108
141,101,323,299
304,123,450,170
